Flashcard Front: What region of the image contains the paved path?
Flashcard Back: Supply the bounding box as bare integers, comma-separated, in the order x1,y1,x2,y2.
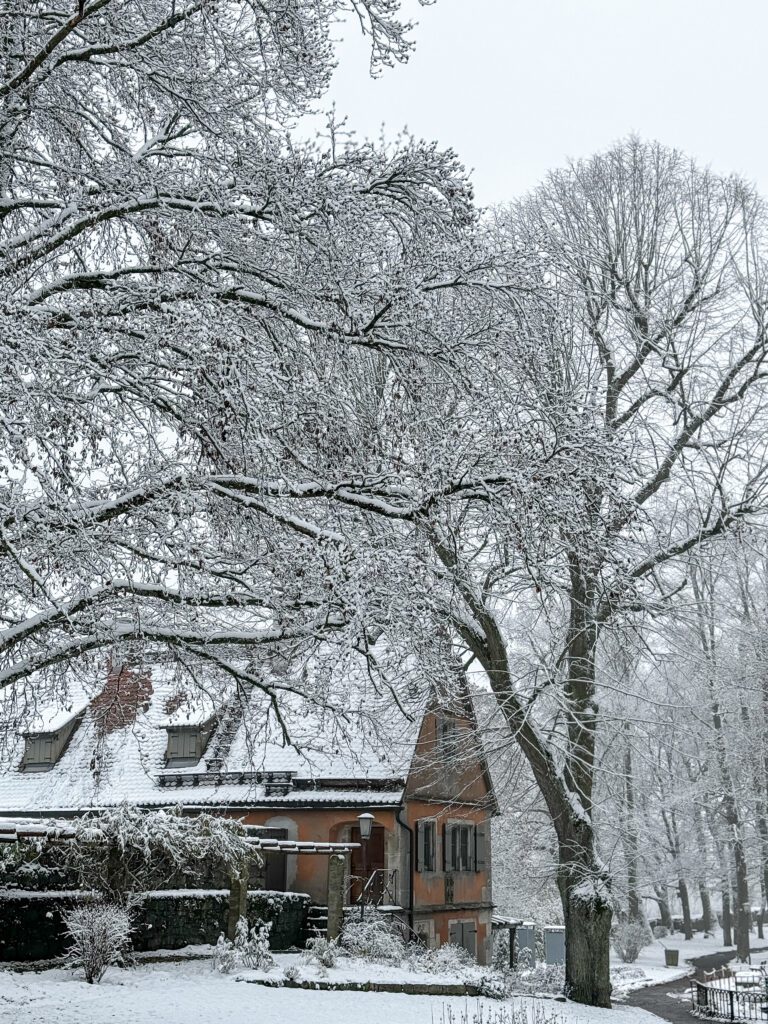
624,947,768,1024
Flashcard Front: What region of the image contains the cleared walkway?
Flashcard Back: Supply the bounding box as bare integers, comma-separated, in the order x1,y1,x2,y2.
624,947,768,1024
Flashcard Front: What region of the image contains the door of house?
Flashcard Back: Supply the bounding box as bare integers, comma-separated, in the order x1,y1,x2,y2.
349,825,386,904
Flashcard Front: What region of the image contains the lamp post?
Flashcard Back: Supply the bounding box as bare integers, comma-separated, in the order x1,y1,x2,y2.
357,812,375,921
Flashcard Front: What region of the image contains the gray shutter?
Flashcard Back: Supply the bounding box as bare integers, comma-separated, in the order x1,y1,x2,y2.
449,921,460,946
474,823,487,872
416,820,425,873
425,821,435,871
462,922,477,958
442,822,449,871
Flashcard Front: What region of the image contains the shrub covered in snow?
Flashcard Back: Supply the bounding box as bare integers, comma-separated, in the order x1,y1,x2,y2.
337,919,480,979
62,900,132,983
63,804,258,904
406,941,475,976
612,919,652,963
303,935,341,968
652,925,669,939
340,918,406,962
505,961,565,996
212,917,274,973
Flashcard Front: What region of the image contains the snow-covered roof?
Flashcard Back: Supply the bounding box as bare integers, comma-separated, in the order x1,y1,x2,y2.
0,650,422,814
20,696,91,735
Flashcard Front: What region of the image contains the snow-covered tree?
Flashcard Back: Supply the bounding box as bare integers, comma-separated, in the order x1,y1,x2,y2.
0,0,478,717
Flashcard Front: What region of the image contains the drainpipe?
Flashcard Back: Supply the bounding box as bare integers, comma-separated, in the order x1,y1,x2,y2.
396,805,414,935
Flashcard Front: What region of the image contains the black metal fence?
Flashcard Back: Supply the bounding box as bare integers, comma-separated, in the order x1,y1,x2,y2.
691,979,768,1021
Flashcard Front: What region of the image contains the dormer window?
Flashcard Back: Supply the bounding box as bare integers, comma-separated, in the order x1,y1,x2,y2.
164,721,214,768
20,702,87,772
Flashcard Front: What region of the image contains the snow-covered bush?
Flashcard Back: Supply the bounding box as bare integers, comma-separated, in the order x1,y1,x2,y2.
62,804,258,904
62,900,132,984
283,964,300,982
652,925,669,939
612,919,651,963
477,970,510,999
303,935,340,968
506,962,565,996
212,917,274,973
340,918,406,962
405,941,475,975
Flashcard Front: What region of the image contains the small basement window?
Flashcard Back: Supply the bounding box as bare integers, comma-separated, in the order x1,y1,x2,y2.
165,722,214,768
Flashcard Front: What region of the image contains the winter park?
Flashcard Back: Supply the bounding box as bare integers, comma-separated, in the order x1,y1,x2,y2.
3,1,768,1023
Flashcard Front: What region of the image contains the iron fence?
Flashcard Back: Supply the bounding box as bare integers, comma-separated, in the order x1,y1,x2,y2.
691,979,768,1021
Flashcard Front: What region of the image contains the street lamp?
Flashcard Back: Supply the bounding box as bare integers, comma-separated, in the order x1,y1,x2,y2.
357,812,375,920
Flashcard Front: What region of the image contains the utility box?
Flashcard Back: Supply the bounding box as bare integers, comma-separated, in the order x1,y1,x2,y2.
544,925,565,965
516,922,537,968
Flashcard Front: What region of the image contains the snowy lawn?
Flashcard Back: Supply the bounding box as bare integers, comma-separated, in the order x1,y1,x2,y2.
0,959,666,1024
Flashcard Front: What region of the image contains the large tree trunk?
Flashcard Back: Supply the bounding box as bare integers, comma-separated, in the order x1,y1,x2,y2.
557,822,613,1007
732,838,752,961
447,539,612,1007
678,877,693,940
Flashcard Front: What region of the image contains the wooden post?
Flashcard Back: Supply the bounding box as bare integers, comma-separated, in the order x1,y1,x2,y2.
327,854,346,941
227,866,248,940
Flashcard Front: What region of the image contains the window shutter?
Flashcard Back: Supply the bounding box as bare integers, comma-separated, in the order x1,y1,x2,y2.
416,820,425,873
474,823,487,872
442,822,449,871
449,922,460,946
167,730,180,759
463,922,477,958
425,821,435,872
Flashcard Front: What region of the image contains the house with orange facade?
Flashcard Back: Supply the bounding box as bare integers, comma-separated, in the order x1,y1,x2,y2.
0,655,498,963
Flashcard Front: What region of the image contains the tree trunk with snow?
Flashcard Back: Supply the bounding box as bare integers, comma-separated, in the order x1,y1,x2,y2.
556,821,613,1006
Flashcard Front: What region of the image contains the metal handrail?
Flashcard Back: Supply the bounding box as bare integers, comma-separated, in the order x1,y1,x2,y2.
346,868,399,908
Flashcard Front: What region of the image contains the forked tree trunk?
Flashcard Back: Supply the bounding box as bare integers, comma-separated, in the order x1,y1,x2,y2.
456,546,612,1008
691,800,715,932
653,885,673,930
700,884,715,934
678,878,693,940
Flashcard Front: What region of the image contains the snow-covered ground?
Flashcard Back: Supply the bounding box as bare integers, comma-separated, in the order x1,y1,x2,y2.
0,959,666,1024
611,926,768,996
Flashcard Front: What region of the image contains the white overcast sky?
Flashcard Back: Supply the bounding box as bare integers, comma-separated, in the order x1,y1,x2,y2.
302,0,768,206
